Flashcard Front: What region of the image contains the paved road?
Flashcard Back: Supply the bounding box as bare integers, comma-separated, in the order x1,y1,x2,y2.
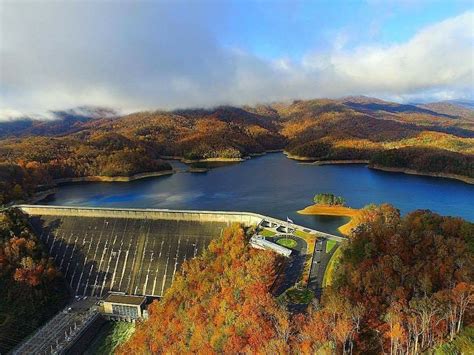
268,235,307,296
308,237,337,298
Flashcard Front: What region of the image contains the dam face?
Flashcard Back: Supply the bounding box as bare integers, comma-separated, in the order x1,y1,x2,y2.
29,215,226,297
21,206,265,297
18,205,341,298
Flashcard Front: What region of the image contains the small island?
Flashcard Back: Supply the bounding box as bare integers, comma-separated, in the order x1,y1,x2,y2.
298,193,360,235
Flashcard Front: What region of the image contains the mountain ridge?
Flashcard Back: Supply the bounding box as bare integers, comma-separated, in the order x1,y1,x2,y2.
0,96,473,204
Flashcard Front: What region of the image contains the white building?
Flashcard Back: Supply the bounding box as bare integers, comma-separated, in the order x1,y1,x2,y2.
250,235,292,257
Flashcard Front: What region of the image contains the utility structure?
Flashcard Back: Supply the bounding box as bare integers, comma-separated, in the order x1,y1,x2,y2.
100,293,147,322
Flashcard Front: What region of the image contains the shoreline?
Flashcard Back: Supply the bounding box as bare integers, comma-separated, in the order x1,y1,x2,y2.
369,165,474,185
181,157,245,164
161,149,283,163
24,151,473,205
283,151,317,161
297,204,360,236
26,170,175,204
53,170,175,184
248,149,284,157
284,151,472,185
299,159,370,166
27,188,58,204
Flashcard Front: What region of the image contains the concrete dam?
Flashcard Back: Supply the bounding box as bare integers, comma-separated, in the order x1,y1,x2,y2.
17,205,264,297
17,205,343,298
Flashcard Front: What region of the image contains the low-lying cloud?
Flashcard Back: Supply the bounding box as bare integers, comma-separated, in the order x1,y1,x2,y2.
0,2,472,120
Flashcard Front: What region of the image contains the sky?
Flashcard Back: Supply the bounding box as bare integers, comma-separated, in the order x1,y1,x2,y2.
0,0,473,120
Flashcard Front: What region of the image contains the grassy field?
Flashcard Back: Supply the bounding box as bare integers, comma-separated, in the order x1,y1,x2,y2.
276,238,297,249
323,246,342,287
259,228,276,237
294,229,312,239
85,321,135,355
279,287,315,304
326,240,337,253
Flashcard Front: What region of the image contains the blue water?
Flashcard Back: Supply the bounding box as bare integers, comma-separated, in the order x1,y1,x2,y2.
42,153,474,234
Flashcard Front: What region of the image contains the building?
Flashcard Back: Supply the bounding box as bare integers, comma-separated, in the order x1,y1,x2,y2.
101,293,147,322
250,235,292,257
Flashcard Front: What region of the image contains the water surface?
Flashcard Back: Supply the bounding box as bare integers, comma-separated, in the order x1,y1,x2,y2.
42,153,474,234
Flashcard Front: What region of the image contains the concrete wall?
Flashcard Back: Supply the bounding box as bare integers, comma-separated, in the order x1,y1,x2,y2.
17,205,262,226
16,204,345,242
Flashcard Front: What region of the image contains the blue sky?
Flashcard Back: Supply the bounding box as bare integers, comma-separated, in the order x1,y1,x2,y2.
213,1,473,58
0,0,473,119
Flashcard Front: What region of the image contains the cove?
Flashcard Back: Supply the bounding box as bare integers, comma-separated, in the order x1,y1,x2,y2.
40,153,474,235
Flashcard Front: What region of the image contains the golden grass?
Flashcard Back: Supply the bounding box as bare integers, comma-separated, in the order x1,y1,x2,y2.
297,204,360,236
298,204,358,217
323,246,342,287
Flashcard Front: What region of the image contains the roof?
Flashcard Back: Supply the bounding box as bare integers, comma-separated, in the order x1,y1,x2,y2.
104,294,146,306
250,236,292,256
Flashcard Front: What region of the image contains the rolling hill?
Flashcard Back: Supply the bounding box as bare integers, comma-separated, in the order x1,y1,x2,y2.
0,96,473,204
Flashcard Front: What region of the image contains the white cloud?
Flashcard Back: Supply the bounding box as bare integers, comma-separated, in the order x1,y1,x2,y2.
0,2,472,121
314,11,474,96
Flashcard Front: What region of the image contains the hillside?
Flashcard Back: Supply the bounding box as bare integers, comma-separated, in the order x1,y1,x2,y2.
118,208,474,353
0,97,473,204
118,224,289,354
0,209,69,352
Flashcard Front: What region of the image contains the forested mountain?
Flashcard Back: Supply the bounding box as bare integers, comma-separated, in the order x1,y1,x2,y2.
0,107,117,138
119,207,474,354
0,97,473,204
418,102,474,121
0,209,69,352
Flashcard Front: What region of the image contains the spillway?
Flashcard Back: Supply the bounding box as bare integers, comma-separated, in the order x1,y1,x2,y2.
17,205,343,298
30,215,227,297
20,205,263,297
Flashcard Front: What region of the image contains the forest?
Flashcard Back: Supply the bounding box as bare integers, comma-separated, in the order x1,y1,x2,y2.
371,147,473,177
0,208,69,352
313,193,346,206
119,206,473,354
0,96,473,204
0,134,172,204
303,204,474,353
117,224,291,353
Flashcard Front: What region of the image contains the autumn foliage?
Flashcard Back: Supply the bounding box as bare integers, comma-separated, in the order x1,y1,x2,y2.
118,224,292,354
118,208,473,354
295,205,474,353
1,98,473,204
0,209,68,353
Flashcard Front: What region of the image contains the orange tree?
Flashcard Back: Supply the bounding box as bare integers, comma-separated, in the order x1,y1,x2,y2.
118,224,291,354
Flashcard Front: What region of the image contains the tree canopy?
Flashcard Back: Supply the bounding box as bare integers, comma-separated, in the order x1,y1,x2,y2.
0,209,68,352
120,207,473,353
313,193,346,206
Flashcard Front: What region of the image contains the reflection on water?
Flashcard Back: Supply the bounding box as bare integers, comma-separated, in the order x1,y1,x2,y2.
42,153,474,235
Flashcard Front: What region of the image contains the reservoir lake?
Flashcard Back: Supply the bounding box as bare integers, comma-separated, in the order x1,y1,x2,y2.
41,153,474,235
